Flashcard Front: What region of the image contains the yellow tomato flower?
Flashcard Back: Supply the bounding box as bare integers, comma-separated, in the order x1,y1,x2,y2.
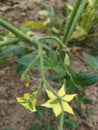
16,92,37,112
42,85,76,117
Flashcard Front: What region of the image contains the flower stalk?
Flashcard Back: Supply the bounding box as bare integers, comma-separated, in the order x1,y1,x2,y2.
59,111,64,130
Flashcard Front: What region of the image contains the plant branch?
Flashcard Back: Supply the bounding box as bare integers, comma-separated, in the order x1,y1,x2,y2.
0,18,33,44
38,41,45,87
63,0,87,45
0,38,20,47
22,55,40,78
40,36,66,49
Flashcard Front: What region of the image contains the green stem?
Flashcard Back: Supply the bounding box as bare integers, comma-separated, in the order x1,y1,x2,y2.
44,79,64,100
59,111,64,130
0,18,33,44
21,55,39,82
64,79,66,91
0,38,20,47
40,36,66,49
63,0,82,43
22,55,40,79
63,0,85,45
38,41,45,86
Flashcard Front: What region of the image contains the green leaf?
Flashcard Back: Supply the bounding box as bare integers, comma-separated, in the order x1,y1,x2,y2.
73,72,98,87
43,58,51,70
53,64,66,75
83,52,98,69
66,67,98,89
75,95,83,106
46,125,54,130
0,57,8,67
16,64,26,75
17,52,52,70
35,106,46,118
1,45,27,57
75,96,92,106
83,98,92,104
67,78,76,93
29,123,41,130
47,49,66,75
47,73,60,81
17,53,37,65
64,118,79,130
49,49,57,66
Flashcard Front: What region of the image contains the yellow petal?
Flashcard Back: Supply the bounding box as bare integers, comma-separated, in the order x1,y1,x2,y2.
52,103,62,117
41,99,54,108
16,97,23,103
29,99,37,112
24,93,30,99
64,94,77,102
16,97,29,109
32,99,37,106
58,85,65,97
46,90,56,99
62,102,74,115
29,106,37,112
23,104,29,109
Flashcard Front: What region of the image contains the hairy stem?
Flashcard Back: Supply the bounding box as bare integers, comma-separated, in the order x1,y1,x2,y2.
59,111,64,130
0,18,33,44
22,55,40,78
63,0,87,45
38,41,45,87
40,36,66,49
0,38,19,47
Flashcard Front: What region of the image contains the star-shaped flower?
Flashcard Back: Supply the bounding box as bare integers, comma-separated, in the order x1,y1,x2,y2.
41,85,76,117
16,92,37,112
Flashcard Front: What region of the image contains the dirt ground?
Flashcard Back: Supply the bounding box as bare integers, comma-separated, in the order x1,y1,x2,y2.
0,0,98,130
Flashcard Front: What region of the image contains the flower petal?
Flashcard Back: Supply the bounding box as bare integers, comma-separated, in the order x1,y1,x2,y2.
16,97,29,109
32,99,37,105
62,102,74,115
16,97,23,103
41,99,54,108
24,93,30,99
52,103,62,117
23,104,29,109
29,99,37,112
29,106,36,112
64,94,76,102
46,89,56,99
58,85,65,96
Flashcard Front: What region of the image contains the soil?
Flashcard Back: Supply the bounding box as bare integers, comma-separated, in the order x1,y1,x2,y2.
0,1,98,130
